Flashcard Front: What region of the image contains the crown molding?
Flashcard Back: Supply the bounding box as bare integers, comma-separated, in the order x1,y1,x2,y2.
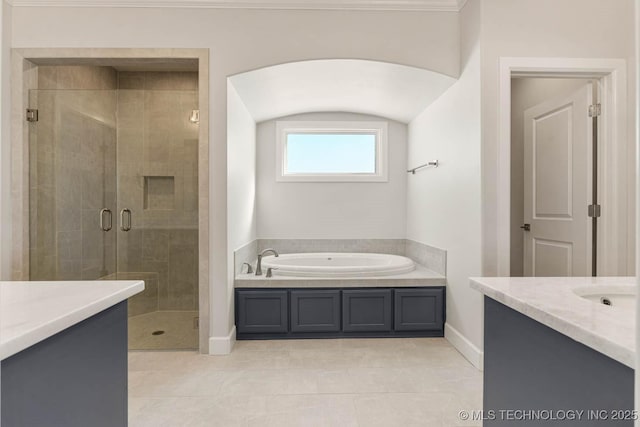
7,0,463,10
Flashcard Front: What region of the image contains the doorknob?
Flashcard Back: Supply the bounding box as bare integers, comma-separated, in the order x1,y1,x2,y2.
520,224,531,231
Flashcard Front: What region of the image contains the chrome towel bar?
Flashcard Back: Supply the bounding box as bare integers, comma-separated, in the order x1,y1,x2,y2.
407,160,439,174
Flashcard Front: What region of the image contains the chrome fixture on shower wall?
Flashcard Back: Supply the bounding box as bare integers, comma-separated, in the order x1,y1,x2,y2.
407,160,439,174
190,109,200,123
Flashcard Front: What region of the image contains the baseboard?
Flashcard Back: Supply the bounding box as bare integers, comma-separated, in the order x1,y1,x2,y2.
445,323,483,371
208,326,236,355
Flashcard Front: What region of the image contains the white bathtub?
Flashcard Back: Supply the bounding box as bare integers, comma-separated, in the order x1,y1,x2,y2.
260,253,415,277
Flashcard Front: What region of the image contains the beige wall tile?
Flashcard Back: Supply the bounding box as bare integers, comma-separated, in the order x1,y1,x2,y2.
142,229,169,262
29,65,201,337
118,72,145,90
38,65,117,90
144,71,198,91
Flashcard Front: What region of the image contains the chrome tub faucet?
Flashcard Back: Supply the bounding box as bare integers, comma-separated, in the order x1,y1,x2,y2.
256,248,279,276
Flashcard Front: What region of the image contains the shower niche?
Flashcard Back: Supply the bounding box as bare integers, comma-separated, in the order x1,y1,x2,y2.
144,176,175,210
28,65,200,351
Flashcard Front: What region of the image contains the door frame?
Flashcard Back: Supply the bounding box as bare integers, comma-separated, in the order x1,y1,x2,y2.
497,57,629,277
10,48,211,353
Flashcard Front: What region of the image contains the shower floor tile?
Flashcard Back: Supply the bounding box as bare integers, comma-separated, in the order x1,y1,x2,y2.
129,310,199,350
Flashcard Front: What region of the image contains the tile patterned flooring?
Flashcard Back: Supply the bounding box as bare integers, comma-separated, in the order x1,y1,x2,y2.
129,338,482,426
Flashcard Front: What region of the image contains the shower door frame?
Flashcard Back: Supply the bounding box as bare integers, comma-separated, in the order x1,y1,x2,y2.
11,48,210,354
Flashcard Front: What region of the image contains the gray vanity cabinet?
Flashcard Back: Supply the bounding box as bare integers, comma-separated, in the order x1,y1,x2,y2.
236,290,288,334
290,290,341,332
342,289,393,332
483,297,633,426
394,288,444,331
1,303,128,427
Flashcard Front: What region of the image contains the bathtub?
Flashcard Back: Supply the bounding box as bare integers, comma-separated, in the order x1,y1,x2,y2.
260,252,415,277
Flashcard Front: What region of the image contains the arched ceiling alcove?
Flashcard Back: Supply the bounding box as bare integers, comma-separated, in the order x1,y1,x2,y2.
228,59,457,123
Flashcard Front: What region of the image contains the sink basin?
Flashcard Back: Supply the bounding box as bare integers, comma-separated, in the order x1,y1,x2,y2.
573,285,636,311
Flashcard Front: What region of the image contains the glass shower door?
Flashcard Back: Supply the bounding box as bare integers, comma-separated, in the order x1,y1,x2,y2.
28,89,118,281
117,80,199,350
28,72,200,352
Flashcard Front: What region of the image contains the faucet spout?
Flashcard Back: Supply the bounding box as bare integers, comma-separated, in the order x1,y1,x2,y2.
255,248,279,276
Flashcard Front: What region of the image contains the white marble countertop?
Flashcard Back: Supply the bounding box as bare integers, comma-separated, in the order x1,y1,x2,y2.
470,276,635,368
1,280,144,361
235,264,445,288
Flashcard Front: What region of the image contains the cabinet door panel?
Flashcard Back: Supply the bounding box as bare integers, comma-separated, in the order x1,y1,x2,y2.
342,289,392,332
236,290,288,334
291,290,341,333
394,288,444,331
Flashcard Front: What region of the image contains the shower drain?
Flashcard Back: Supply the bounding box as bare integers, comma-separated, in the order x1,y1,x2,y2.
600,297,612,306
151,330,165,336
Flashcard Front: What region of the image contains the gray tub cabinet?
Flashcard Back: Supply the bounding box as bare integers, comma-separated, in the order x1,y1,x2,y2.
235,287,445,339
342,289,393,332
394,288,444,331
291,290,341,333
235,290,289,334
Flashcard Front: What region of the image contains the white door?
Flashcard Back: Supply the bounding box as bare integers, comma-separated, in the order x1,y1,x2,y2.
523,83,593,277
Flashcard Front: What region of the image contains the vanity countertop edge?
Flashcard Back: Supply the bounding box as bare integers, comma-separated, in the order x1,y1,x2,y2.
470,276,635,369
1,280,144,360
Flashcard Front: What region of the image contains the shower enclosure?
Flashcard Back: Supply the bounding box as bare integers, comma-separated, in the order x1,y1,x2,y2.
28,66,199,350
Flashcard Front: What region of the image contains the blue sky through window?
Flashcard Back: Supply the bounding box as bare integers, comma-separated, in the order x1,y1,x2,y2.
286,133,376,174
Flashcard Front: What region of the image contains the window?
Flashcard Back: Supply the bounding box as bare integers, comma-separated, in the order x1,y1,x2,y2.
276,121,388,182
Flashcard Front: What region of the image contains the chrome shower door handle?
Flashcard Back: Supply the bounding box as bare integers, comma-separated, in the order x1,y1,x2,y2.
100,208,112,231
120,208,132,232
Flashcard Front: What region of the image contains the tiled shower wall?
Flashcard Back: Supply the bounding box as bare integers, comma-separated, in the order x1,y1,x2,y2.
29,66,199,315
29,66,118,281
116,72,199,314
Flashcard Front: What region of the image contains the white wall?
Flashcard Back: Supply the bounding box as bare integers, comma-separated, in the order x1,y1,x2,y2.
256,112,407,239
510,78,588,276
0,1,11,281
406,0,482,365
225,83,256,350
480,0,636,277
9,7,460,345
227,84,257,255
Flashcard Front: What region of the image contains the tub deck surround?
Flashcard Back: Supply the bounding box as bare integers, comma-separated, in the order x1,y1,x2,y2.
235,239,447,277
0,280,144,360
235,263,445,288
470,276,635,368
235,251,445,340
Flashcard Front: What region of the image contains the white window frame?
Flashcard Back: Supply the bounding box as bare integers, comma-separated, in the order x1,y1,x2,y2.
275,120,388,182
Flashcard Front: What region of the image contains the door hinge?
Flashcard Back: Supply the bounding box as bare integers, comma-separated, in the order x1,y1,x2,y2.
26,108,38,122
588,204,601,218
588,103,601,117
